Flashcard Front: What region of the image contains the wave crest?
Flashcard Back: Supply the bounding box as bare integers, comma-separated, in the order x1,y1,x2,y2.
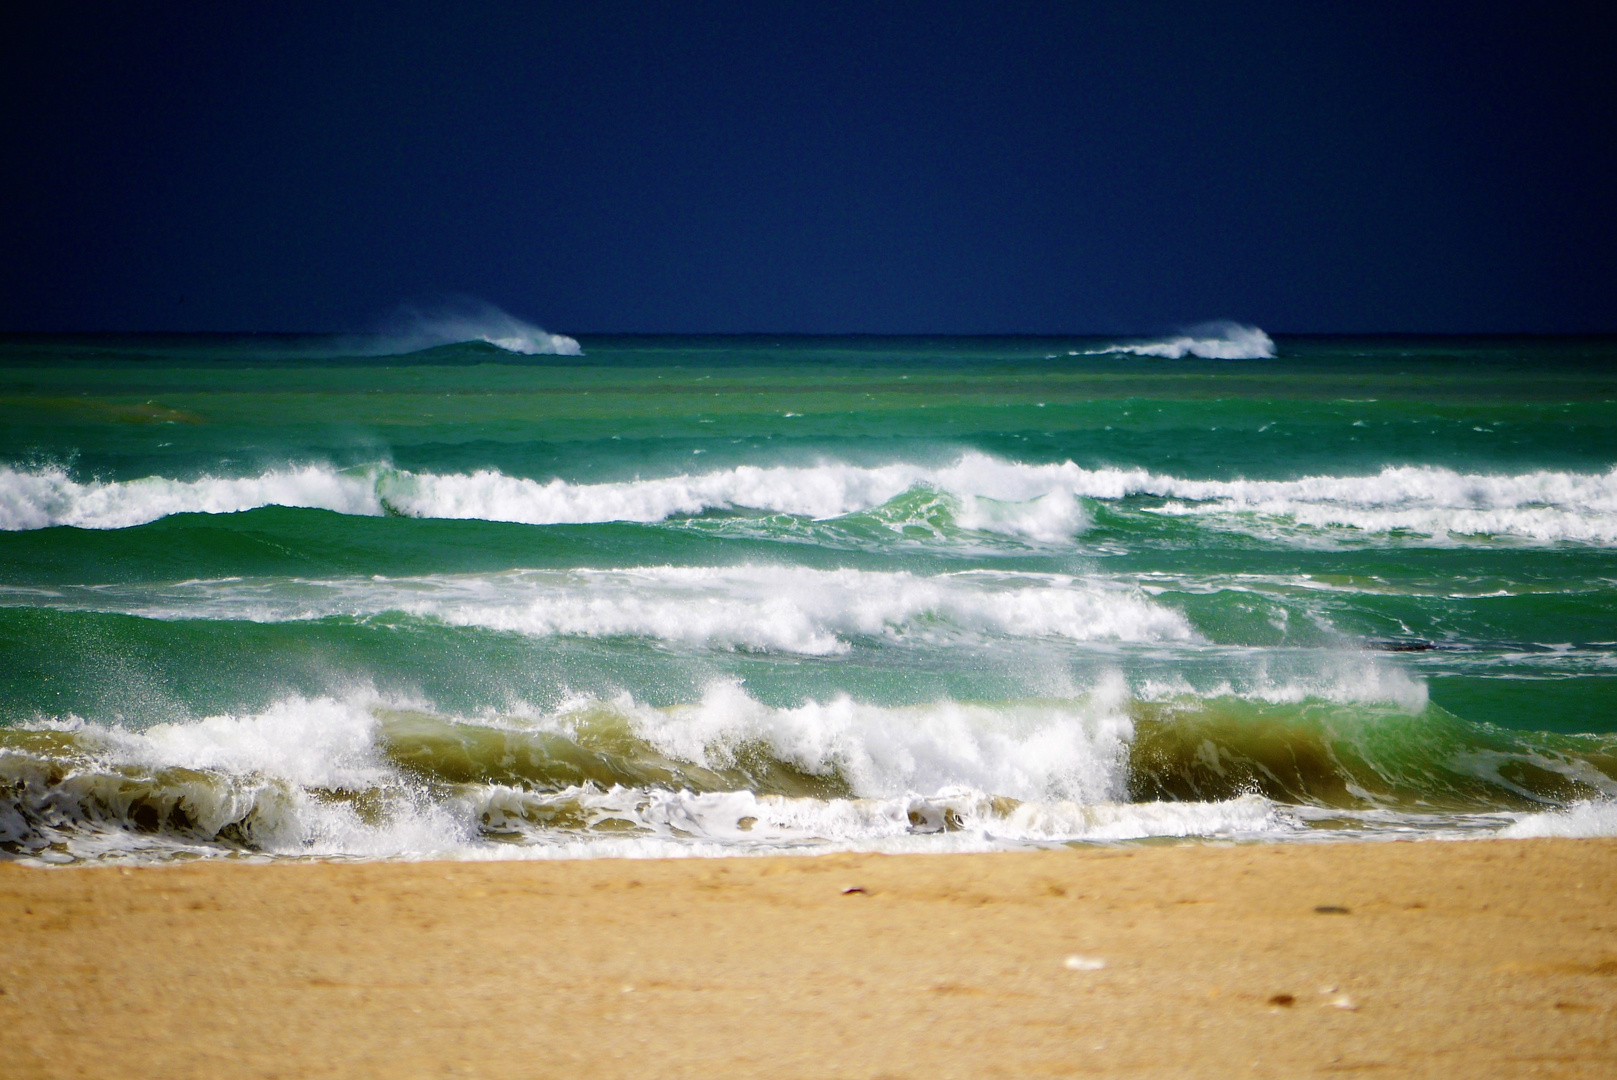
0,456,1091,539
1084,321,1275,359
375,298,581,356
7,454,1617,544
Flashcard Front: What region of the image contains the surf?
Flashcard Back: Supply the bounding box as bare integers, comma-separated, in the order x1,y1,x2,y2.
7,455,1617,545
5,679,1615,863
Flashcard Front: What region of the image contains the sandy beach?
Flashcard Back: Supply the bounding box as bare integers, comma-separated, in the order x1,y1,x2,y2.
2,838,1614,1079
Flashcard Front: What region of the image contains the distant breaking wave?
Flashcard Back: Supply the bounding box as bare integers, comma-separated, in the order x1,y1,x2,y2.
5,454,1617,543
372,298,581,356
1084,321,1275,360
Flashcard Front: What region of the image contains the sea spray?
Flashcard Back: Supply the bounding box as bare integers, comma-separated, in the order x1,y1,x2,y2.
374,298,582,356
1083,321,1276,359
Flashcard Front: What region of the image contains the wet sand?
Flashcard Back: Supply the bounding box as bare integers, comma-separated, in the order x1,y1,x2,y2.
2,838,1615,1079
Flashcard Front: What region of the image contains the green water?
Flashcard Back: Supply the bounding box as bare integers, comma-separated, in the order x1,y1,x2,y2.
2,333,1615,861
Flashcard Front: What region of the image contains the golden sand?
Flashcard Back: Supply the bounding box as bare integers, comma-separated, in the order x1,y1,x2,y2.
2,838,1615,1079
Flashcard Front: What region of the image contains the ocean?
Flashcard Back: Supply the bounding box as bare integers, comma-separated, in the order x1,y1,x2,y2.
3,324,1616,863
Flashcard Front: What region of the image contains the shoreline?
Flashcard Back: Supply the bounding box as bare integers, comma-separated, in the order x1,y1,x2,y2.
4,838,1615,1079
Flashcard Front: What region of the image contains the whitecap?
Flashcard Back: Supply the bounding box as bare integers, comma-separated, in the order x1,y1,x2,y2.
1083,321,1275,360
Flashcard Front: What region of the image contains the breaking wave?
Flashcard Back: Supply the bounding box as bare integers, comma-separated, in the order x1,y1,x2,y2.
372,299,581,356
1500,799,1617,839
0,456,1088,539
0,685,1260,862
1083,321,1276,360
6,679,1614,863
6,454,1617,544
1139,464,1617,543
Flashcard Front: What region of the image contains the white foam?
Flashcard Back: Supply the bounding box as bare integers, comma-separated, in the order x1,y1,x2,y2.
1143,465,1617,544
78,566,1194,655
385,456,1097,540
564,679,1137,804
1133,653,1432,713
1246,662,1430,714
10,453,1617,543
33,682,1612,863
893,457,1617,544
1498,799,1617,839
0,457,1084,537
470,784,1291,854
959,458,1617,544
387,461,924,526
32,680,1142,813
995,792,1289,840
1084,321,1276,360
1,695,477,859
100,695,388,790
0,464,384,530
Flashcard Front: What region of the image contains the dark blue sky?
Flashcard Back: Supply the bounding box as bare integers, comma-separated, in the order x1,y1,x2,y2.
3,2,1614,334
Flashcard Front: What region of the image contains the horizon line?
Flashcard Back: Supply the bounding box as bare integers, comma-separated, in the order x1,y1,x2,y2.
5,329,1617,339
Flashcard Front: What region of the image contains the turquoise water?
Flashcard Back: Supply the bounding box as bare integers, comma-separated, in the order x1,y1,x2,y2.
3,329,1616,861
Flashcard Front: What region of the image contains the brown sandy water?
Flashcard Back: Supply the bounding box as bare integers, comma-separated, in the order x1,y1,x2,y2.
2,838,1615,1079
